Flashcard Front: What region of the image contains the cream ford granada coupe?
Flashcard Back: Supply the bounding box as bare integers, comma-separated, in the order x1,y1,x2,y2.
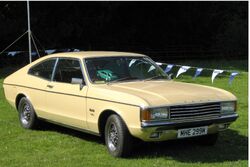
3,51,238,157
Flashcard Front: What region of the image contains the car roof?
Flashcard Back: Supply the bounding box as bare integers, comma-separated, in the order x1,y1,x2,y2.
45,51,146,59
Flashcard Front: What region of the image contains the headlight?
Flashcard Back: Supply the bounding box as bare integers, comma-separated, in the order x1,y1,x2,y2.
141,107,170,121
221,101,236,114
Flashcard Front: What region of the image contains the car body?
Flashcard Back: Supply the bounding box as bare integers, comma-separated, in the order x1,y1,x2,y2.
3,51,238,157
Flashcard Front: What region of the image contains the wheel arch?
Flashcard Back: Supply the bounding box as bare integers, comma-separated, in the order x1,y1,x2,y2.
98,109,127,137
15,93,30,110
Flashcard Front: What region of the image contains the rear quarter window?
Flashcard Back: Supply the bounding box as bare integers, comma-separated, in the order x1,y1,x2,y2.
28,58,57,80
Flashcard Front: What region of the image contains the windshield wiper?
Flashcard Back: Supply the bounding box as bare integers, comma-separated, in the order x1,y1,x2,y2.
144,75,167,81
107,76,138,84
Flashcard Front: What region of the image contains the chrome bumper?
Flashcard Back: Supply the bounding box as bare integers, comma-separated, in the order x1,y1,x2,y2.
132,113,238,141
141,113,239,128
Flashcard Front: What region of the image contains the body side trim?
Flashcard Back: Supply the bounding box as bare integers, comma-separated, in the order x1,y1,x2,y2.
3,83,140,107
38,117,101,136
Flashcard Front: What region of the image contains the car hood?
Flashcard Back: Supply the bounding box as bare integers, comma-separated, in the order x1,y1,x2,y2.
104,80,236,107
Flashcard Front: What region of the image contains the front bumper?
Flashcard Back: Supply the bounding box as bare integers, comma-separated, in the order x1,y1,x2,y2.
133,113,238,141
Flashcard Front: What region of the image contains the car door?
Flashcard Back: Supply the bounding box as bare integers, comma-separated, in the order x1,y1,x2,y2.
45,58,87,129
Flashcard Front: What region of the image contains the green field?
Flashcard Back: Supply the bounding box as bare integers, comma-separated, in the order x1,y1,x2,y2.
0,60,248,167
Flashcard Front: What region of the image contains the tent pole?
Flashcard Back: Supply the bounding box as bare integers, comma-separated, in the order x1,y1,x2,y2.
27,0,32,63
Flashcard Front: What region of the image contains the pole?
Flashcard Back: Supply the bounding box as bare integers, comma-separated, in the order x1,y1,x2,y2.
27,0,32,63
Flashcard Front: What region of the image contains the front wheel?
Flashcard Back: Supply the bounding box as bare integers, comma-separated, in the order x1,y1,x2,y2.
105,114,133,157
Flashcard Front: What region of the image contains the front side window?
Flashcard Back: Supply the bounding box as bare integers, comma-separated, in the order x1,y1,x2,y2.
85,56,168,84
28,58,56,80
53,59,83,84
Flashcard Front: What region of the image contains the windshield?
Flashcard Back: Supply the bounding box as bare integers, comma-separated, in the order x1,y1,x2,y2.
85,56,168,84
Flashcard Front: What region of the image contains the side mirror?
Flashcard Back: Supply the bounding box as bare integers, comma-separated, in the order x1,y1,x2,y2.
71,78,85,90
168,73,174,80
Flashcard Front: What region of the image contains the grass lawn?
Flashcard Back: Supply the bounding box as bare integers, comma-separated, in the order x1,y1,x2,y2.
0,60,248,167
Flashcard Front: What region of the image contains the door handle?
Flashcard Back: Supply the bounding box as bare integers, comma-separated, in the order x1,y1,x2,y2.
47,84,54,88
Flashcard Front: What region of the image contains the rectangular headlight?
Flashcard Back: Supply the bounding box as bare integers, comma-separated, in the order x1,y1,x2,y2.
141,107,170,121
221,101,236,114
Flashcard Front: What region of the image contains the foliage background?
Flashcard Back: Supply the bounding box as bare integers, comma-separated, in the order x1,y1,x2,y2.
0,1,248,66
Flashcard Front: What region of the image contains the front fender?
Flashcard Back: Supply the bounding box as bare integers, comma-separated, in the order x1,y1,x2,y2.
86,97,141,136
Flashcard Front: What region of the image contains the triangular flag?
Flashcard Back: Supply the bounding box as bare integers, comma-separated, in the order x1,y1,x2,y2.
229,72,239,84
156,62,163,66
8,51,20,56
129,59,136,67
45,49,56,55
148,65,156,72
164,64,174,73
193,68,203,79
211,70,223,83
176,66,190,78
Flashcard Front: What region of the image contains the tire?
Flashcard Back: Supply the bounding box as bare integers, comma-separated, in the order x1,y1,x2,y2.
18,97,38,129
105,114,133,157
198,133,218,146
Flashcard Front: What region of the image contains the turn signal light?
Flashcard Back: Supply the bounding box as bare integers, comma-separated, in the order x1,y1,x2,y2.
141,109,151,121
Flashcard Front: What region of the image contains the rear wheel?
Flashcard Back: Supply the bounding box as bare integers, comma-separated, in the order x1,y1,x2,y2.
18,97,38,129
105,114,133,157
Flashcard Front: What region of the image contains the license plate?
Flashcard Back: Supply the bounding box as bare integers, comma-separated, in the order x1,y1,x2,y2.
177,126,208,138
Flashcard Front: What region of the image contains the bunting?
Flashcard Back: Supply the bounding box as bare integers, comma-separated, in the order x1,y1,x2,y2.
229,72,239,84
156,62,239,84
176,66,190,78
193,68,203,79
164,64,174,73
211,70,224,83
2,51,240,85
2,48,79,57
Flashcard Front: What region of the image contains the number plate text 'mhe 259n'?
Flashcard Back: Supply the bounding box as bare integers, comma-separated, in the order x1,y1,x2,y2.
177,126,208,138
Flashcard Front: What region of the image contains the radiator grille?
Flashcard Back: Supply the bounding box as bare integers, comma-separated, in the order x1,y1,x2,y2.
170,102,221,121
